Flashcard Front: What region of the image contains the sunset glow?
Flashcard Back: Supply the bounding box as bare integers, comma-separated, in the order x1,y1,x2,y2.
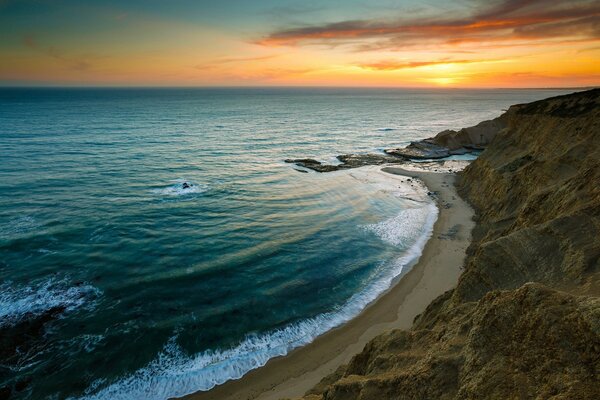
1,0,599,87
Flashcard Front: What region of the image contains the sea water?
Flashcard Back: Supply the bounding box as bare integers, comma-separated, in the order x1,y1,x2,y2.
0,87,571,399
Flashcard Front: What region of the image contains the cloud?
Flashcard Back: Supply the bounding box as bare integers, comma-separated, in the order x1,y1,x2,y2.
258,0,600,49
211,67,315,83
461,69,600,86
195,55,278,69
578,45,600,53
194,55,281,72
357,58,498,71
22,35,91,71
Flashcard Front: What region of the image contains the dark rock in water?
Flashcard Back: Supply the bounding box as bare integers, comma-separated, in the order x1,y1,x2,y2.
285,154,403,173
448,147,469,155
15,377,31,392
0,305,66,362
182,182,190,189
0,386,11,400
284,158,341,172
336,153,403,167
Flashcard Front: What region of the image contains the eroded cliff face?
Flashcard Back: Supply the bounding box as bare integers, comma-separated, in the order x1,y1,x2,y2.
456,89,600,301
299,89,600,400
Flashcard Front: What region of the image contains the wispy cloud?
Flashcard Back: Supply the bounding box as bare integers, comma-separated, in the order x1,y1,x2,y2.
195,55,278,70
258,0,600,49
357,58,500,71
210,67,316,83
23,35,91,71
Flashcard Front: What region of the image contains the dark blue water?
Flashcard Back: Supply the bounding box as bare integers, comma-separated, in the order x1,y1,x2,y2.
0,87,572,399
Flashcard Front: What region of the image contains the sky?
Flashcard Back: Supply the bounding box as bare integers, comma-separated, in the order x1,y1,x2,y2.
0,0,599,87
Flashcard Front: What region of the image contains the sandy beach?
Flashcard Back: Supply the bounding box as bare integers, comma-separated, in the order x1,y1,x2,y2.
182,165,475,400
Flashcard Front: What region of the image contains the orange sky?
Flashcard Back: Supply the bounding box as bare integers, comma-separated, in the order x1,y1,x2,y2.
0,0,599,87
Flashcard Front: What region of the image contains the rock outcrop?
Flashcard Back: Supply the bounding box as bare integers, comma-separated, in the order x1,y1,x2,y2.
287,110,506,171
285,153,404,172
384,116,507,159
0,306,67,398
297,89,600,400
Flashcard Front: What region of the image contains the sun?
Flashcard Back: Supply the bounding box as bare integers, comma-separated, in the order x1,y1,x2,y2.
428,77,459,86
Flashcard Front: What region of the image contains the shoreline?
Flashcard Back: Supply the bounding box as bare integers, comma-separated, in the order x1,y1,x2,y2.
182,165,475,400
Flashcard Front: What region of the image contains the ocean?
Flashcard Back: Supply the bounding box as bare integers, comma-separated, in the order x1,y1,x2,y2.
0,87,572,399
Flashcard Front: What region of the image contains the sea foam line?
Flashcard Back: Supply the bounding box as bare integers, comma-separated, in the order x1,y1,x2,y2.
76,201,438,400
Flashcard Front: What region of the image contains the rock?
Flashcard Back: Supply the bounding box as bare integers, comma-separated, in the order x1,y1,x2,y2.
284,154,403,172
182,182,190,189
0,386,11,400
383,113,506,161
284,158,342,172
0,306,66,362
385,141,450,159
286,108,508,172
15,377,31,392
455,88,600,302
304,283,600,400
433,117,507,150
336,153,403,167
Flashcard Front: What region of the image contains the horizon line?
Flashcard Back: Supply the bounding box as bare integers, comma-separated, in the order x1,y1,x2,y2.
1,85,597,91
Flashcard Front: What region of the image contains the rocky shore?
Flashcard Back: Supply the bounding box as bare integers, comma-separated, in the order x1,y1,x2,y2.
297,89,600,400
285,111,506,172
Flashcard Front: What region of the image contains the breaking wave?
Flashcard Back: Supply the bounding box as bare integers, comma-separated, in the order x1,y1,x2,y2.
75,202,438,400
0,278,102,328
151,180,208,197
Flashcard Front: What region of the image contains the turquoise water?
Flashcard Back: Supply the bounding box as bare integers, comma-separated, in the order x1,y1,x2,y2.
0,88,571,399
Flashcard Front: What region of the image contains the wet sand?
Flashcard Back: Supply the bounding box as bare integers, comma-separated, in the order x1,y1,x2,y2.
182,166,474,400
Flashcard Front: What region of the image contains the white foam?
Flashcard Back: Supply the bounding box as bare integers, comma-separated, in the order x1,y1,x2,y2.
0,278,101,327
347,165,430,202
151,180,207,197
75,167,439,400
363,205,437,247
402,159,472,173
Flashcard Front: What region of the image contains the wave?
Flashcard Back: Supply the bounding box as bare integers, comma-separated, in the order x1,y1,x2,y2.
75,202,438,400
151,180,208,197
0,215,40,240
376,128,396,132
0,278,101,328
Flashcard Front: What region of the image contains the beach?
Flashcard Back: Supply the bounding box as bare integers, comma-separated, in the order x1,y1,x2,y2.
183,165,475,400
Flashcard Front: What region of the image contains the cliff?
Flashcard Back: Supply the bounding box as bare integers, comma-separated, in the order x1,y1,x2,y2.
297,89,600,400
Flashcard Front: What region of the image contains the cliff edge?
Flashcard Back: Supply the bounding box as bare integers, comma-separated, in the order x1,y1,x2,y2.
297,89,600,400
